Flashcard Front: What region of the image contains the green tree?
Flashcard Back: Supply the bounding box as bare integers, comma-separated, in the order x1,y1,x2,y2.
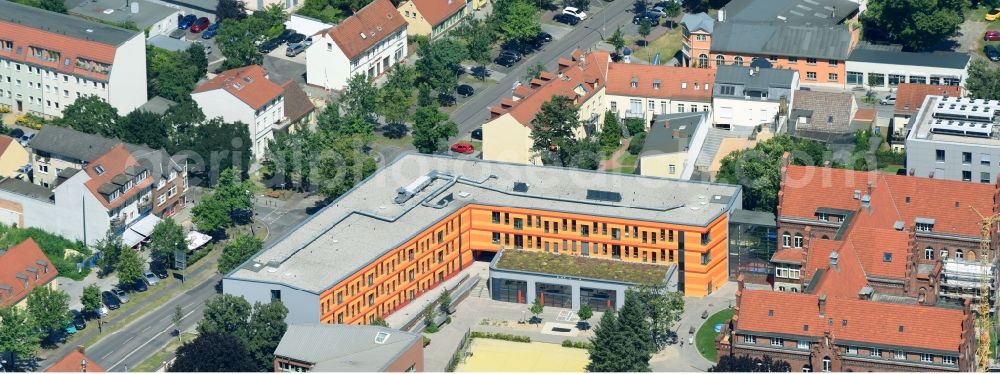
529,298,544,321
617,290,654,371
55,95,119,137
117,246,145,286
26,286,70,334
608,26,626,53
965,59,1000,100
638,18,653,45
715,134,830,212
39,0,66,13
499,0,542,43
598,111,623,151
187,43,209,79
214,167,255,214
525,63,545,81
243,301,288,370
460,19,494,75
120,109,169,150
198,294,253,336
173,118,253,183
217,17,267,69
173,305,184,339
411,104,458,153
415,38,468,92
95,230,125,276
379,65,418,126
371,316,389,327
314,134,377,200
0,306,41,368
216,0,248,21
147,46,201,103
577,304,593,329
192,195,232,234
193,168,254,234
635,283,685,349
587,309,626,372
169,332,257,372
530,95,581,166
709,354,792,372
262,124,317,190
663,0,681,18
148,218,186,270
438,289,452,314
81,284,102,317
860,0,963,51
341,74,382,124
163,101,206,145
219,234,263,273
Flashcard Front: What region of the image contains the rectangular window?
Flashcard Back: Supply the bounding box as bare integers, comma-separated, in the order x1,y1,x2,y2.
806,72,817,80
677,103,685,113
719,85,735,95
828,59,838,66
701,252,709,265
504,213,510,225
492,232,500,244
797,341,809,349
982,153,991,165
870,348,881,357
743,335,756,344
847,71,863,85
806,58,817,65
936,149,945,162
963,170,972,182
771,337,784,346
828,73,838,81
943,356,956,365
920,353,932,362
847,346,857,355
787,56,798,63
514,218,523,230
963,152,972,164
888,74,904,87
492,211,500,223
983,172,992,183
894,351,905,360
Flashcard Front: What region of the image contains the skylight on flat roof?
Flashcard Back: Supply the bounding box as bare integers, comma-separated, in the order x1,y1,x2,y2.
375,331,390,344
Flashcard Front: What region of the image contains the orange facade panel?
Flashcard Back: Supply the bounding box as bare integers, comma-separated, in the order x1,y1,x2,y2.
319,204,731,323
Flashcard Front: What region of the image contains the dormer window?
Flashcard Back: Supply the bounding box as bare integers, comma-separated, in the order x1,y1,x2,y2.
817,212,828,221
653,80,661,89
915,217,934,232
630,77,638,88
681,82,687,89
94,165,105,175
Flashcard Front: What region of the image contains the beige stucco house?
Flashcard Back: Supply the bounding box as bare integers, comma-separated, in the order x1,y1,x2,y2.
0,136,29,178
397,0,467,38
638,112,710,179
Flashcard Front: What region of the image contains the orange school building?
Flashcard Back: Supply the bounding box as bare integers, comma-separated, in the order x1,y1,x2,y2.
223,154,742,325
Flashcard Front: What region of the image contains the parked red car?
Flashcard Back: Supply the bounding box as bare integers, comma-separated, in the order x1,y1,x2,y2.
189,17,211,33
986,30,1000,41
450,142,474,154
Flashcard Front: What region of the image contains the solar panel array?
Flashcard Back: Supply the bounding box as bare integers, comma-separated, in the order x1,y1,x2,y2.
586,189,622,202
929,96,999,138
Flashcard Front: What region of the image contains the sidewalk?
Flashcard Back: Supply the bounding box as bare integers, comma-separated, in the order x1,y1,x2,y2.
599,138,632,171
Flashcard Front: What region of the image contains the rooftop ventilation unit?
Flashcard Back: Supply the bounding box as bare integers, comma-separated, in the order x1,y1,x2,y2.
395,171,437,204
586,189,622,203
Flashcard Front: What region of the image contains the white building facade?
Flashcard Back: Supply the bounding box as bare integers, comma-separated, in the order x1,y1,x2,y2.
845,47,970,92
712,66,799,130
192,65,284,159
305,0,407,90
0,1,147,117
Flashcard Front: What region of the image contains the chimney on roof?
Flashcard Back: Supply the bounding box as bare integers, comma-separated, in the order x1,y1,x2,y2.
829,251,839,272
755,65,760,73
818,294,827,317
748,68,754,77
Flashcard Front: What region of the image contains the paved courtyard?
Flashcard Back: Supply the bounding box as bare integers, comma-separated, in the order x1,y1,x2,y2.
412,262,738,372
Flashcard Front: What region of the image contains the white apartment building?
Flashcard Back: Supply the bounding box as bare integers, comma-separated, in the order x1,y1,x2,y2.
905,95,1000,183
305,0,407,90
0,1,147,117
713,65,799,130
192,65,285,159
604,64,716,126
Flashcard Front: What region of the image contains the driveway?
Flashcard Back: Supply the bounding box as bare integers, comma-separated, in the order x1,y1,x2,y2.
262,54,307,85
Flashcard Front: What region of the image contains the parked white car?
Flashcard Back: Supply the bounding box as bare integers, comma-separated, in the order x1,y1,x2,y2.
880,94,896,105
562,6,587,20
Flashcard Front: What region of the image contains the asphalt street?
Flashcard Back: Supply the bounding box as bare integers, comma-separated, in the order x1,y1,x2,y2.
89,274,221,372
449,0,635,139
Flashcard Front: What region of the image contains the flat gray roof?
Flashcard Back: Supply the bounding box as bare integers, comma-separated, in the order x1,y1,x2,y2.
848,47,970,70
716,65,796,90
0,178,54,202
0,1,140,46
908,95,1000,146
274,324,420,371
723,0,858,24
227,153,741,293
69,0,179,30
641,112,707,157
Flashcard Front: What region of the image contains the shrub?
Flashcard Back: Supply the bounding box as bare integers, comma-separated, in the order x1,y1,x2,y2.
15,114,43,129
470,331,531,343
561,339,593,349
625,118,646,135
423,336,431,347
628,132,647,155
424,323,440,333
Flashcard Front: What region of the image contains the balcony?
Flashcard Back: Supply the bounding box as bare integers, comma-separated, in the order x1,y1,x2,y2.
625,110,645,119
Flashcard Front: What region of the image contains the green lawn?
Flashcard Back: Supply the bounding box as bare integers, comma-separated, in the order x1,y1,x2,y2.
878,163,904,174
696,308,735,362
638,27,683,64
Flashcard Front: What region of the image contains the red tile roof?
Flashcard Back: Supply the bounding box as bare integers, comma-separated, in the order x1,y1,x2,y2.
325,0,406,61
0,20,119,81
491,51,611,127
409,0,466,27
780,165,997,237
605,64,715,102
0,135,16,156
193,65,283,110
736,289,968,352
894,83,961,116
853,108,876,122
83,144,154,210
0,238,58,307
45,348,105,372
770,249,805,264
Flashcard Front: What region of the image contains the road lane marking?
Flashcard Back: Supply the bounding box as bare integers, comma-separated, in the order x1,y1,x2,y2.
107,307,200,371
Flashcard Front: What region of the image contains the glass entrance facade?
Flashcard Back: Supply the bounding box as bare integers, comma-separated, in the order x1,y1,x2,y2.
492,278,526,303
581,287,616,312
536,282,572,308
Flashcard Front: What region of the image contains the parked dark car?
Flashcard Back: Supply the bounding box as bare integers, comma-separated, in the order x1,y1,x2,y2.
499,50,521,62
9,128,23,139
287,33,306,44
633,12,661,25
494,54,517,67
438,92,456,106
535,31,552,43
986,45,1000,62
152,265,169,279
553,13,580,25
611,52,623,62
471,128,483,140
189,17,211,33
502,40,535,55
258,39,281,54
131,279,148,292
102,291,120,310
201,22,219,39
70,310,87,330
178,14,197,29
276,28,296,43
457,84,474,97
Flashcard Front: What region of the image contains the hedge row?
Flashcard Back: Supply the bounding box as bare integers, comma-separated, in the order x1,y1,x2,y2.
561,339,593,350
470,331,531,343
